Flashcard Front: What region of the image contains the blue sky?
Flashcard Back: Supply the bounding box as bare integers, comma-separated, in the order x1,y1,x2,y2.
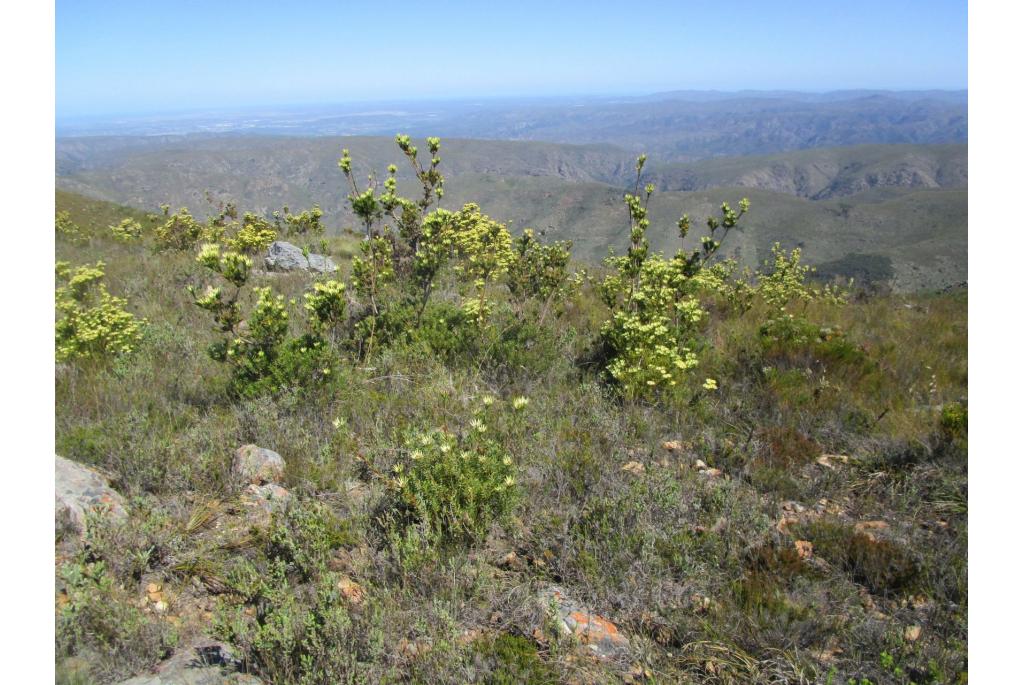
56,0,967,117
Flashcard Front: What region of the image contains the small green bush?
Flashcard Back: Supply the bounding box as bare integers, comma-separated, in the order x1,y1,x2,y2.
940,401,967,442
268,500,354,580
154,207,207,251
215,567,381,685
109,217,143,241
385,427,518,547
226,212,278,253
57,560,177,682
471,633,558,685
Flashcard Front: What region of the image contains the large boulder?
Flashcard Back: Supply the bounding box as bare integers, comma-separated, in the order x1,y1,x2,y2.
264,241,337,274
231,444,285,485
55,455,128,535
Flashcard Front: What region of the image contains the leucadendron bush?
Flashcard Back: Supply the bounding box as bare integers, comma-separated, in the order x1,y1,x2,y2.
55,138,967,685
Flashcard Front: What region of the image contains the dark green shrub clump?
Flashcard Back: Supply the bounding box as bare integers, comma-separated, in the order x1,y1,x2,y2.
471,634,558,685
798,520,919,595
756,426,822,468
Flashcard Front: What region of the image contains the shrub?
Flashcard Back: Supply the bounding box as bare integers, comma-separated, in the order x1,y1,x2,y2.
109,217,143,241
215,566,381,685
506,229,575,312
385,427,518,547
267,500,354,580
757,243,848,310
154,207,207,251
57,560,177,682
55,261,145,362
192,245,337,397
940,401,968,442
798,520,919,596
599,154,749,398
226,212,278,253
280,205,325,238
57,210,86,242
304,280,348,333
471,633,558,685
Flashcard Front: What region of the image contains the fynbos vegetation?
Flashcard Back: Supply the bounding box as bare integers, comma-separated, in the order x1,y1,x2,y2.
56,137,967,685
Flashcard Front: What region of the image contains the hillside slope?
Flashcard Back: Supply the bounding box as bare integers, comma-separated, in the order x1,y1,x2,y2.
55,137,967,291
647,144,966,199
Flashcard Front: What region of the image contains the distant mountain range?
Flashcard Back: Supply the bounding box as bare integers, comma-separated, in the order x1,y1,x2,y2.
57,90,967,162
56,132,967,292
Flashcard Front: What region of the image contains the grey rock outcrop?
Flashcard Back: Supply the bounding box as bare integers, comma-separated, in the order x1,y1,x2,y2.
55,455,128,534
264,241,337,274
231,445,285,485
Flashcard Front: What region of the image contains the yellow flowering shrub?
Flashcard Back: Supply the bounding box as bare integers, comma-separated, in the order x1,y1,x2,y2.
757,243,848,309
385,427,518,547
191,245,335,397
56,210,88,243
109,218,143,242
154,207,207,251
225,213,278,253
55,261,145,362
599,154,749,398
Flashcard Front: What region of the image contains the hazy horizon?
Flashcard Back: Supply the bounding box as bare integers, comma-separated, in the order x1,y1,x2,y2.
57,0,966,118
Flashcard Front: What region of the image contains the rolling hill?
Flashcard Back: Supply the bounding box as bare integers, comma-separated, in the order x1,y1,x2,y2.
55,135,967,291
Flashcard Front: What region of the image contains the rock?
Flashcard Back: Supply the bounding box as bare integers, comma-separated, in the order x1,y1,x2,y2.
904,625,922,642
776,516,799,533
854,520,890,533
116,640,263,684
693,459,708,470
794,540,814,559
661,440,682,452
621,461,645,475
264,241,337,274
538,586,630,659
232,445,285,485
238,483,292,527
55,455,128,535
337,576,365,605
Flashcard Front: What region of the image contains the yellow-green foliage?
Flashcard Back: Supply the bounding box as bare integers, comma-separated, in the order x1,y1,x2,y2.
506,229,575,305
281,205,324,238
226,213,278,253
304,280,347,330
601,256,705,394
154,207,206,251
387,426,518,547
447,203,514,324
351,235,394,313
599,154,750,397
56,210,88,243
757,243,817,309
758,243,848,309
55,168,968,685
109,218,143,242
55,261,145,362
